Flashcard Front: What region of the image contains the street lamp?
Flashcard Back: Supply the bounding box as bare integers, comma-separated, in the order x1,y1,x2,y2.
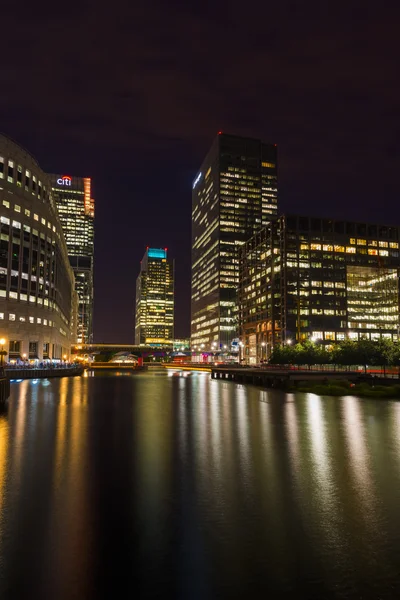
286,339,292,345
0,338,6,367
22,353,27,363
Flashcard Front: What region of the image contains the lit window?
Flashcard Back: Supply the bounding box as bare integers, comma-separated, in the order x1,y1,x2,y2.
14,205,21,213
0,313,4,319
24,209,30,217
379,241,388,248
34,214,39,221
346,247,356,253
29,316,34,323
357,239,366,245
9,313,16,321
19,316,26,322
1,216,10,225
37,318,41,324
389,242,399,249
368,249,378,255
2,200,10,208
334,245,345,252
324,332,335,340
349,238,356,244
41,218,46,225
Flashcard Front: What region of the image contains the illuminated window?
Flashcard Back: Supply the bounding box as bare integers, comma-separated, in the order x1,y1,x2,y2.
34,214,39,221
25,209,30,217
346,247,356,253
334,245,345,252
324,332,335,340
14,205,21,213
389,242,398,249
357,239,366,245
2,200,10,208
9,313,16,321
349,238,356,244
368,249,378,255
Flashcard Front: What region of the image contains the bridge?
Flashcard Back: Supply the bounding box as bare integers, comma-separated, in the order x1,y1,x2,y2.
71,343,187,358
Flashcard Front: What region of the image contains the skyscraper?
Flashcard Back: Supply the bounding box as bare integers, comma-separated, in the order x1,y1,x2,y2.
239,214,400,363
191,132,278,349
50,174,94,344
0,135,77,361
135,247,174,345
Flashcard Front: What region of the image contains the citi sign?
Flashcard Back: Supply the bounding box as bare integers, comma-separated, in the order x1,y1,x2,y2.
57,175,72,186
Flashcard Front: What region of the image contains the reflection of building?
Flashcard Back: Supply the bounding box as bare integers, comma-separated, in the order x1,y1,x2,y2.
0,135,77,361
239,214,400,363
191,132,278,350
50,174,94,344
135,248,174,345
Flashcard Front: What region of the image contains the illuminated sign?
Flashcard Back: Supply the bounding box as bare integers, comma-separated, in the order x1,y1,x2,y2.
148,248,167,259
57,175,72,186
192,172,202,189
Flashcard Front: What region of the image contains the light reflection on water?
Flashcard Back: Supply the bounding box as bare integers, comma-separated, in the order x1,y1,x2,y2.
1,373,400,599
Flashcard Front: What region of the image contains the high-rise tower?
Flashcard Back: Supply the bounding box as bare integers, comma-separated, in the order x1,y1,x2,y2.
135,247,174,345
191,133,278,349
50,174,94,344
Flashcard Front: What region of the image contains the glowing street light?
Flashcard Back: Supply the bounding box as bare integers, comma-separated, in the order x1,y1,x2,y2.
286,339,292,345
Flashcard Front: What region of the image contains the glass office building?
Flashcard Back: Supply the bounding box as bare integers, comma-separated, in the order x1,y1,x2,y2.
135,247,174,345
50,174,95,344
239,215,400,363
0,135,77,361
191,132,278,349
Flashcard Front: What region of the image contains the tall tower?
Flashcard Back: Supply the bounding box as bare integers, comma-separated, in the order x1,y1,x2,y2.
135,247,174,345
191,132,278,349
50,174,95,344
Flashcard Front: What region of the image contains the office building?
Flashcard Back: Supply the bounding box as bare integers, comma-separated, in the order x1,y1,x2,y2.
50,173,94,344
0,134,77,361
135,247,174,345
239,214,400,363
191,132,278,349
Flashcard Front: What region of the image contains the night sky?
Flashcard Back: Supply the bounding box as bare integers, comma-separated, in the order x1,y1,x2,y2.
2,1,399,342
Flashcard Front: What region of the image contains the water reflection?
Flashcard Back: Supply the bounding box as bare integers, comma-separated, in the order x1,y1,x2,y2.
0,376,400,599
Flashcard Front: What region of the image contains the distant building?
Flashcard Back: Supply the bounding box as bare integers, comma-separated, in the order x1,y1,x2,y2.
172,338,191,351
135,248,174,345
239,214,400,363
50,174,95,344
191,132,278,350
0,134,76,361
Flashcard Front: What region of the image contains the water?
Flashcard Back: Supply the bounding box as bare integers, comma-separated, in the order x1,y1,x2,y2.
1,370,400,599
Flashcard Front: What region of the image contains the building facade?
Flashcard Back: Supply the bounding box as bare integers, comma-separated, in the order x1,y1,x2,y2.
239,214,400,363
135,248,174,345
50,174,95,344
191,132,278,349
0,135,77,361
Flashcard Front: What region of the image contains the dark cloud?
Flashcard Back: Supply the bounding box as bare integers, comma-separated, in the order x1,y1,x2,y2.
1,0,399,340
